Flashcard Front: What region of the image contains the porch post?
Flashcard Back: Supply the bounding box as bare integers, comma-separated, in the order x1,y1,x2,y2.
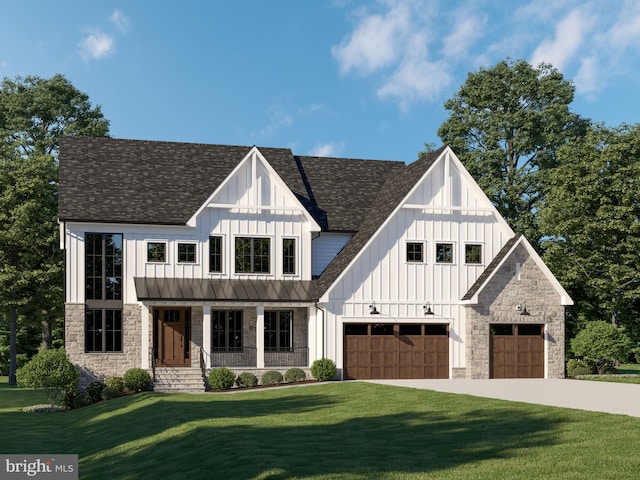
203,305,211,369
141,303,149,369
256,305,264,368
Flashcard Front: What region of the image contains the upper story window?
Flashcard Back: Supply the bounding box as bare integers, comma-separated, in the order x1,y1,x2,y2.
235,237,270,274
147,242,167,263
282,238,296,275
435,243,454,264
209,236,223,273
465,244,482,264
406,242,424,263
178,243,196,263
86,233,123,301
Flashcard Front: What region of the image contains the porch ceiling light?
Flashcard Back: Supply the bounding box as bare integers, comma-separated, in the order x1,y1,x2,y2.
423,302,434,315
369,302,380,315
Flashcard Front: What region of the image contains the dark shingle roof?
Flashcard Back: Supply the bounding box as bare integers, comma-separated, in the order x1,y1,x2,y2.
315,147,446,297
461,233,523,301
58,137,404,231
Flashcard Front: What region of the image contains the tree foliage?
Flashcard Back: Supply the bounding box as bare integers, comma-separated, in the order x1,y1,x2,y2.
570,321,634,374
15,347,79,407
437,58,588,242
0,74,109,385
541,124,640,338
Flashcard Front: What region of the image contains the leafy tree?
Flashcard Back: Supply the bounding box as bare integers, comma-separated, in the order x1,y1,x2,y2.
15,347,80,407
0,74,109,385
437,58,588,242
570,321,634,374
541,124,640,337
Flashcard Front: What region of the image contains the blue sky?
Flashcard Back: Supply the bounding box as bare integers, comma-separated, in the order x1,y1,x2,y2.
2,0,639,162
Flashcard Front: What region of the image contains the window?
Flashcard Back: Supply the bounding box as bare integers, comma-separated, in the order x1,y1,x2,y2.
283,238,296,275
235,237,270,273
406,242,424,262
436,243,454,263
178,243,196,263
209,236,223,273
147,242,166,263
371,324,394,335
265,311,292,351
212,311,243,351
399,324,422,335
85,309,123,352
85,233,123,353
465,244,482,264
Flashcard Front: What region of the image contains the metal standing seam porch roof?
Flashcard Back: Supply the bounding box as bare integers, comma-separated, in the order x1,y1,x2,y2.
134,277,317,303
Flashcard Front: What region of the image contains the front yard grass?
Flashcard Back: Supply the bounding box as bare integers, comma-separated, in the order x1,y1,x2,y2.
1,378,640,479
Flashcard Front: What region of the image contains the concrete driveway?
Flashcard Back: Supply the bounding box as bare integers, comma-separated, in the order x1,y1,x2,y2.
365,379,640,417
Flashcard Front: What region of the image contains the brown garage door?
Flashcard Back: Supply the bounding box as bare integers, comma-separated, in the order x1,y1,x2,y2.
490,324,544,378
344,323,449,379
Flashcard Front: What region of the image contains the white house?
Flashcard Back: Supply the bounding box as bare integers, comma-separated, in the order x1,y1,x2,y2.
59,137,572,390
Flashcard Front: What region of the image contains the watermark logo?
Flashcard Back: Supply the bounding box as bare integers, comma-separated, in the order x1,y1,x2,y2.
1,455,77,479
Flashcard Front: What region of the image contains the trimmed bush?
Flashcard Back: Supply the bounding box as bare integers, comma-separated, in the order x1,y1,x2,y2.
123,368,152,392
61,388,79,410
567,358,595,377
311,358,337,381
86,381,107,403
285,368,306,383
261,370,283,386
73,393,91,409
101,386,120,400
208,367,235,390
105,376,125,393
236,372,258,388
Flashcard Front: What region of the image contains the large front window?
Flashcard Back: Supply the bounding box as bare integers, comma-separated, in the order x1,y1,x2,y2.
85,233,123,353
235,237,270,273
265,311,292,352
212,310,243,351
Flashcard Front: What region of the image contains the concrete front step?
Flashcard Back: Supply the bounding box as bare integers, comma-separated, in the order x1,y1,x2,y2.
153,367,207,393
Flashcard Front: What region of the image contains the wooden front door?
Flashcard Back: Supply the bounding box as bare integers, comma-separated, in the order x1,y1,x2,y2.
155,308,191,366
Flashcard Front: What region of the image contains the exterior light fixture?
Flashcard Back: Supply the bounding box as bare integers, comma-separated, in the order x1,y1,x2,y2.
423,302,434,315
520,304,531,316
369,302,380,315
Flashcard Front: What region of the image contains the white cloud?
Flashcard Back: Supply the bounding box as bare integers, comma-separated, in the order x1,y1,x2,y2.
574,56,600,94
309,142,345,157
79,31,115,60
109,9,130,34
530,8,593,70
257,105,294,139
442,11,486,58
331,2,411,74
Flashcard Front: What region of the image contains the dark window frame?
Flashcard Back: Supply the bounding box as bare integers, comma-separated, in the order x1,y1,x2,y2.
282,238,296,275
147,242,167,263
212,310,243,352
235,237,271,274
406,242,424,263
85,308,123,353
209,236,223,273
465,244,483,264
435,243,454,264
177,242,197,263
264,311,293,352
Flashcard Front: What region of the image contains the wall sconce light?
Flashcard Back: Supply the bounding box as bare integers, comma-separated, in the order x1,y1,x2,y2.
369,302,380,315
423,302,434,315
519,304,531,316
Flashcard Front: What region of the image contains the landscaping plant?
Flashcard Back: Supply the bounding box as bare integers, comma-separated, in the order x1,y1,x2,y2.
123,368,152,392
208,367,235,390
311,358,337,381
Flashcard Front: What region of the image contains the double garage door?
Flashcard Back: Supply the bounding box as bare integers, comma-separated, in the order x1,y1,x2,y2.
344,323,449,379
490,324,545,378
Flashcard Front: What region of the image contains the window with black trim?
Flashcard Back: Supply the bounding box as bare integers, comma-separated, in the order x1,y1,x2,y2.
283,238,296,274
235,237,270,273
178,243,196,263
212,310,243,351
406,242,424,262
436,243,454,263
85,309,123,352
209,236,223,273
147,242,166,263
265,311,292,351
465,244,482,264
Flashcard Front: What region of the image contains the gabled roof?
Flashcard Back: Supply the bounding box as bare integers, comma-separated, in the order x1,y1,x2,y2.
462,233,573,306
58,137,404,232
315,146,446,298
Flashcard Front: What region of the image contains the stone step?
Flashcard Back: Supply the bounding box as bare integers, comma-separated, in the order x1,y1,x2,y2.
152,368,207,393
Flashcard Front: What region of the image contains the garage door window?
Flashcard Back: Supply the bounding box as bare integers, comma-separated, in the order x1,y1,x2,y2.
425,324,448,335
371,324,394,335
345,324,368,335
399,324,421,335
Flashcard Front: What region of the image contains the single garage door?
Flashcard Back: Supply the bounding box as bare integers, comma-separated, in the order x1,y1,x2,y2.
490,324,544,378
344,323,449,379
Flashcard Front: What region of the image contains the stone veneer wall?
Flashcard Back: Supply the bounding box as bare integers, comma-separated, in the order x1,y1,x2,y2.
65,303,142,386
465,244,565,379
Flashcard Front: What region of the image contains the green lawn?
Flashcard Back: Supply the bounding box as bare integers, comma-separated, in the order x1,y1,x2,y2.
1,379,640,479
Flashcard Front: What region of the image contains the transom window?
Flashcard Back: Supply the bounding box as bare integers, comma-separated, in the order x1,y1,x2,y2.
209,236,223,273
212,310,243,352
235,237,270,273
465,244,482,264
178,243,197,263
265,311,292,352
436,243,454,263
283,238,296,275
406,242,424,263
147,242,167,263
